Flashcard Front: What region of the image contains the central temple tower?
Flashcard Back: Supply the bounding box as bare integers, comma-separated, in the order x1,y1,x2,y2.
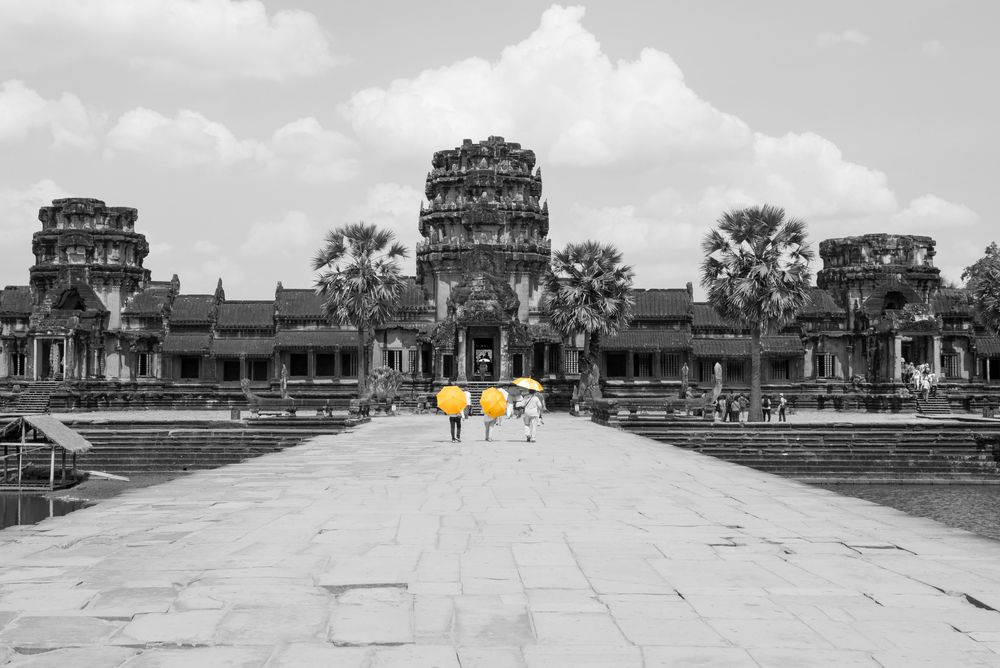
415,136,554,381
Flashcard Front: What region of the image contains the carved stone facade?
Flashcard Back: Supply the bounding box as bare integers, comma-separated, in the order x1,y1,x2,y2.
2,141,1000,408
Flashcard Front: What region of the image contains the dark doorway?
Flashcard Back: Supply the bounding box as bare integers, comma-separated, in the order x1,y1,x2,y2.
472,337,495,380
605,352,627,378
512,353,524,378
222,360,240,382
39,340,65,379
533,344,545,377
179,356,200,380
987,358,1000,383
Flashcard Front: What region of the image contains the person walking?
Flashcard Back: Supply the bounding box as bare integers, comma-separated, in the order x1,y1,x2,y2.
728,394,740,423
777,393,787,422
484,412,499,441
522,389,544,443
447,379,469,443
715,396,725,422
761,395,772,422
737,393,749,423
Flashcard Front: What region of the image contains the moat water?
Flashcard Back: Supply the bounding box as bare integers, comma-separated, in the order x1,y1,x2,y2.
818,484,1000,541
0,495,89,530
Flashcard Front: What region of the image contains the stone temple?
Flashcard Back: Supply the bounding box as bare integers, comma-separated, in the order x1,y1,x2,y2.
1,136,999,411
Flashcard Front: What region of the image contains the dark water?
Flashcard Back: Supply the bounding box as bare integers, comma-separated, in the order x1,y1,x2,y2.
818,484,1000,541
0,495,89,530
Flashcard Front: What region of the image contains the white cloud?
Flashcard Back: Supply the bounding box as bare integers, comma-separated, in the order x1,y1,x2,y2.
816,30,871,48
346,183,425,263
107,108,260,167
740,132,897,219
174,256,247,297
0,80,99,148
892,194,978,228
0,0,337,82
193,240,220,254
342,4,750,165
921,40,945,57
105,108,356,182
239,211,320,257
341,5,981,263
267,118,357,184
0,180,68,283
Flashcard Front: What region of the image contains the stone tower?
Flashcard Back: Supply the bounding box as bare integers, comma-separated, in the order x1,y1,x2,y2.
30,197,150,329
817,233,941,318
416,136,550,322
415,136,553,382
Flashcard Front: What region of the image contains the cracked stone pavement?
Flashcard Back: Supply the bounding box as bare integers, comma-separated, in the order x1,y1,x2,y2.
2,414,1000,667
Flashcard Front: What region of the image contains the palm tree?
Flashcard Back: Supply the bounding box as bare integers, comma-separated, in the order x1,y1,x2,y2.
701,205,814,422
972,256,1000,337
313,222,408,397
541,240,635,405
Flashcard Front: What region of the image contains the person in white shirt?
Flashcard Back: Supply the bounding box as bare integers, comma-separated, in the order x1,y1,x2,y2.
522,390,544,443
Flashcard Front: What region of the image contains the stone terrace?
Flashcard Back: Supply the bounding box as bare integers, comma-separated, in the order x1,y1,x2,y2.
2,415,1000,666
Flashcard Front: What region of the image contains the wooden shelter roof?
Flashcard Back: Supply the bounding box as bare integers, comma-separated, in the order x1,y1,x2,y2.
0,416,93,453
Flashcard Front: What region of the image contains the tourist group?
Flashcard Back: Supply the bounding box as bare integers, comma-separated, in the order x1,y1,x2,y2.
436,378,546,443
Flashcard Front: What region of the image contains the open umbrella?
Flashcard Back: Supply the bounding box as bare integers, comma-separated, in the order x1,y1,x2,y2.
512,377,543,392
480,387,508,419
436,385,468,415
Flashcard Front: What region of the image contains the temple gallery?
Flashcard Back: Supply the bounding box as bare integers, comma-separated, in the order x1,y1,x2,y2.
1,136,998,410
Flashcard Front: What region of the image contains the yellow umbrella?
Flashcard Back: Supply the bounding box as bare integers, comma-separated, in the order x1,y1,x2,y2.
480,387,508,419
512,377,543,392
436,385,468,415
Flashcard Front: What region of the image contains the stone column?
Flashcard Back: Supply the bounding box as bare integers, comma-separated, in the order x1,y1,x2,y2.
66,337,75,380
653,352,662,379
334,347,342,378
893,336,903,381
499,329,509,381
416,345,424,377
932,335,942,375
33,338,39,380
543,344,551,376
456,328,467,382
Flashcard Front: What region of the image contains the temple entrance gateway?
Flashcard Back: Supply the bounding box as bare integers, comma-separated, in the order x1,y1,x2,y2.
38,340,65,380
468,329,499,381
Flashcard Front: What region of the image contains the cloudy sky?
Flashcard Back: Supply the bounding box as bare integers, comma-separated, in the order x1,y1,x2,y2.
1,0,996,298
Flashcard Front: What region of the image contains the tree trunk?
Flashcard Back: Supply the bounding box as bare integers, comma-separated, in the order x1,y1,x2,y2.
356,327,367,398
750,324,762,422
578,331,603,405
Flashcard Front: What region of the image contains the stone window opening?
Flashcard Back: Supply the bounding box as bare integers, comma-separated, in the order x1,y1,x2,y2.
340,350,358,377
382,349,404,371
633,353,654,378
769,359,791,381
136,352,153,377
815,353,837,379
725,361,747,384
9,353,27,377
940,353,960,379
564,350,581,375
660,354,681,377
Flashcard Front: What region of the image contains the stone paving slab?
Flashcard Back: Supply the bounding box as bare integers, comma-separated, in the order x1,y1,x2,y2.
2,414,1000,666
